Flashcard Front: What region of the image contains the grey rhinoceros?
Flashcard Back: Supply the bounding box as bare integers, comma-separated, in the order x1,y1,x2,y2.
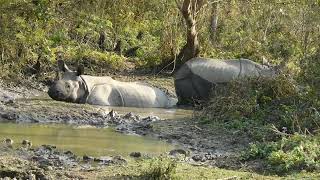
174,57,281,105
48,60,177,108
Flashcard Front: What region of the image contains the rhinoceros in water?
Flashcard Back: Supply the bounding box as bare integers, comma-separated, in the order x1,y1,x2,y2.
48,60,177,108
174,57,281,105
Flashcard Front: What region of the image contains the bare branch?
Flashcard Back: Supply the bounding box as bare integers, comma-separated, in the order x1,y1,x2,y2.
175,0,182,11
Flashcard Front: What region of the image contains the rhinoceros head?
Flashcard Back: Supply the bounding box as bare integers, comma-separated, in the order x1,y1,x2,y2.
48,60,86,103
257,57,285,77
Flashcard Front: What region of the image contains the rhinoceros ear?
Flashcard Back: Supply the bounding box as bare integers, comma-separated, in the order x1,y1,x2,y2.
57,60,72,72
77,65,84,76
262,56,272,67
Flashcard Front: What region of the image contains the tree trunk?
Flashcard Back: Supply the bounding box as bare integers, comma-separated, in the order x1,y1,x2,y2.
98,31,106,51
176,0,201,68
210,2,219,42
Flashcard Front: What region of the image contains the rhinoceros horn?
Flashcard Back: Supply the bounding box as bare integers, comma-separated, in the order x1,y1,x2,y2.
55,60,84,80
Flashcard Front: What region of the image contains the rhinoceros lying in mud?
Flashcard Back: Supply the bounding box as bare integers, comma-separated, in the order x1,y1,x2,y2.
175,57,281,105
48,61,177,108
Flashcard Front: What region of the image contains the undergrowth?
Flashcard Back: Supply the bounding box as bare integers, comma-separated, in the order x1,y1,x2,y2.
140,157,177,180
196,74,320,174
242,134,320,174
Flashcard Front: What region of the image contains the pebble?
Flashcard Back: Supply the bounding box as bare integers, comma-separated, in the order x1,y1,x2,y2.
130,152,141,158
142,115,160,122
22,139,32,148
83,155,95,162
94,156,113,163
64,150,75,157
1,113,18,120
123,112,140,121
45,166,53,171
41,144,56,151
109,110,118,118
192,154,207,162
169,149,189,157
3,138,13,148
28,173,36,180
113,155,127,164
123,112,135,119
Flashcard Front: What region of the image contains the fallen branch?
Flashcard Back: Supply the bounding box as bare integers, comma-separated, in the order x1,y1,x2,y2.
270,124,291,137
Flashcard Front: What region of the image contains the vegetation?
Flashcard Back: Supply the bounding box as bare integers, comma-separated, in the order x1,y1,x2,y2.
1,0,320,177
243,134,320,174
140,157,177,180
1,0,319,77
197,75,320,174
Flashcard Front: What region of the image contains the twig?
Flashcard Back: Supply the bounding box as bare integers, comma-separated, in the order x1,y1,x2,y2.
218,176,238,180
169,52,178,74
194,125,202,131
156,60,174,75
1,47,4,63
175,0,182,11
270,124,291,136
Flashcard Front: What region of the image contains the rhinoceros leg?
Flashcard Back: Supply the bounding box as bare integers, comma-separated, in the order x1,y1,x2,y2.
190,74,215,101
175,74,214,106
175,77,197,105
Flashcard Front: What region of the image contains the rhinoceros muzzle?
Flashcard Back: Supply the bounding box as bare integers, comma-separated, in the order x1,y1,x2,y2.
48,83,65,101
48,81,74,102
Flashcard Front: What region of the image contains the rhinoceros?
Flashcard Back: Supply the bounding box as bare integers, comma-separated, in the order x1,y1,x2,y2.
48,60,177,108
174,57,280,105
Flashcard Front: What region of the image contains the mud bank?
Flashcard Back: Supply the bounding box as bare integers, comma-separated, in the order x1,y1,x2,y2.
0,144,127,179
0,79,248,172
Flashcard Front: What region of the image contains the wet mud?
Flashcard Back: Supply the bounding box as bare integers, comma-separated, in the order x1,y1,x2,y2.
0,79,248,179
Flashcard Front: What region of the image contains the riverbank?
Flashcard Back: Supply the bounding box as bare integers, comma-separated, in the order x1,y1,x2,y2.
0,145,282,179
0,77,245,168
0,77,319,179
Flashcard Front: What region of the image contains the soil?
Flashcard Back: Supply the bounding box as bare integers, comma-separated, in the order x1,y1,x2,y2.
0,76,249,179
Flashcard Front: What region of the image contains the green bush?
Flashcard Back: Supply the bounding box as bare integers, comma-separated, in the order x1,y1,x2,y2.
1,0,319,78
300,50,320,91
140,157,177,180
243,134,320,174
198,74,320,174
81,50,125,69
199,75,320,136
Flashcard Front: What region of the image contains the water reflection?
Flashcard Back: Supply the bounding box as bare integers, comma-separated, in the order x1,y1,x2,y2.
20,97,193,119
0,123,175,156
96,106,193,119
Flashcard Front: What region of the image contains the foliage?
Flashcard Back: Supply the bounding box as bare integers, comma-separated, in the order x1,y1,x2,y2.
300,49,320,91
197,74,320,174
140,157,177,180
243,134,320,174
199,75,320,135
0,0,319,78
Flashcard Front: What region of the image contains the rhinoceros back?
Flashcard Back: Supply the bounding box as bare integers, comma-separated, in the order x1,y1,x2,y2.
86,84,124,106
174,57,273,105
114,82,174,108
185,58,271,83
185,58,253,83
81,75,175,108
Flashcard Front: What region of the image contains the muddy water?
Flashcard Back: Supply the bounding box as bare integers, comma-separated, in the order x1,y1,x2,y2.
1,97,193,157
0,123,175,157
21,97,193,119
96,105,193,119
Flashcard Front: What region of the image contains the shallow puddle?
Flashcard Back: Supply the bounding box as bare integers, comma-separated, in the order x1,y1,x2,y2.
0,123,175,157
20,97,193,119
96,105,193,119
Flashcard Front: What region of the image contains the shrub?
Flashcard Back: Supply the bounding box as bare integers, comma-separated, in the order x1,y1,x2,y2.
198,74,320,174
243,134,320,174
198,75,320,136
140,157,177,180
81,50,125,69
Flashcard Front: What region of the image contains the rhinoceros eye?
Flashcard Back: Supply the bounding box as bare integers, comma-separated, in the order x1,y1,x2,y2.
65,82,71,90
